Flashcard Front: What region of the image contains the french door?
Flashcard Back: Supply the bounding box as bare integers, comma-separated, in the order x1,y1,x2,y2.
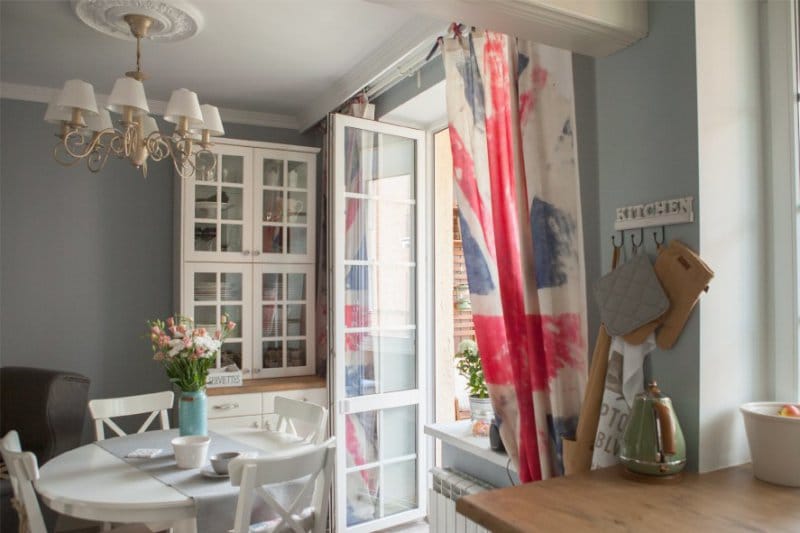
331,114,427,532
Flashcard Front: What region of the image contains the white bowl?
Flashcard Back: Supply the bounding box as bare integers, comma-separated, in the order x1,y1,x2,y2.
740,402,800,487
171,435,211,469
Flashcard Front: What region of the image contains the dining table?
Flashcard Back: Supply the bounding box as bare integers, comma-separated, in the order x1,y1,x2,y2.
35,427,313,533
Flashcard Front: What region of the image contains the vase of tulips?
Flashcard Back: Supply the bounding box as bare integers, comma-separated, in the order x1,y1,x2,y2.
147,314,235,436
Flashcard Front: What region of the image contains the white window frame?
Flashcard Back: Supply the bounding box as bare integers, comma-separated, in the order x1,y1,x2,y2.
765,0,800,401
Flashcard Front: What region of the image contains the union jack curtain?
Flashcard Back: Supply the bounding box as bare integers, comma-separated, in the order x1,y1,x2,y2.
443,31,588,482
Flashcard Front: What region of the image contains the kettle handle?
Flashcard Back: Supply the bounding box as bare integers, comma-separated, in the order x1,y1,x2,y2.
653,402,676,456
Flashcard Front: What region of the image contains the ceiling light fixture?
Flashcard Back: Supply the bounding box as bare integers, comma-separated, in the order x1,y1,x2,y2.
45,10,222,178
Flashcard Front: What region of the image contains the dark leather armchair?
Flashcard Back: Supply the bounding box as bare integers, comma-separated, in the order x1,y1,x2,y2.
0,366,90,531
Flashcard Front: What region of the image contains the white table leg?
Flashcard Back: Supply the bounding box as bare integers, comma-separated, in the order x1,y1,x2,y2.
170,518,198,533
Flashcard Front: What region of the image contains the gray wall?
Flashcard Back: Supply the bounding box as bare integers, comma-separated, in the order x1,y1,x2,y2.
0,98,320,437
594,0,701,469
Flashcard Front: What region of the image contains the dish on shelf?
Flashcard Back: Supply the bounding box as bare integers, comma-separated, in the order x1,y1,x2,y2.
201,465,228,479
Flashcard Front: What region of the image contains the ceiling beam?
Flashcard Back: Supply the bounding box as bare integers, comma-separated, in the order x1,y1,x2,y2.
0,82,299,130
297,17,446,132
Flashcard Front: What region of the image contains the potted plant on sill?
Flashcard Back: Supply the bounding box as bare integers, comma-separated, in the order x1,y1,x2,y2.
146,314,235,436
455,339,492,422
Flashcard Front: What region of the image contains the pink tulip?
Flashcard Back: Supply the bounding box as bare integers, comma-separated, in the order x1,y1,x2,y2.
227,321,236,331
182,336,192,348
194,347,205,356
196,327,207,337
169,326,178,336
214,330,222,340
151,326,161,335
177,325,187,335
150,333,158,342
166,317,175,327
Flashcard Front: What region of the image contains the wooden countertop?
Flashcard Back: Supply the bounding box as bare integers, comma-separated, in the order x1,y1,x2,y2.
456,465,800,532
207,375,326,396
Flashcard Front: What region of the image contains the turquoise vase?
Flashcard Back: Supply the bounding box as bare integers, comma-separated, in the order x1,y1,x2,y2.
178,389,208,436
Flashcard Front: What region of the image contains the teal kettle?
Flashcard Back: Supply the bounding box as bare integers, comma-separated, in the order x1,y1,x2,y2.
619,381,686,477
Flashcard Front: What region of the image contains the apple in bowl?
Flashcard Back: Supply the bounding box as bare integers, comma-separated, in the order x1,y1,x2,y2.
778,404,800,417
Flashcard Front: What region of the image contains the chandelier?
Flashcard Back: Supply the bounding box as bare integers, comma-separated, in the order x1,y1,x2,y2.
44,13,223,178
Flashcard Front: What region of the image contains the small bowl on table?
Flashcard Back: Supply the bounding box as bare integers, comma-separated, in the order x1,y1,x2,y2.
171,435,211,469
209,452,241,475
740,402,800,487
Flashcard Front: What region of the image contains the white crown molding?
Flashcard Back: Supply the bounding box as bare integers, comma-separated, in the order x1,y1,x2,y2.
0,82,299,130
297,17,446,131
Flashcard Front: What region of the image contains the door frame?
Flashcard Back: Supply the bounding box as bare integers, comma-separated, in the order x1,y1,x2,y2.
330,113,428,532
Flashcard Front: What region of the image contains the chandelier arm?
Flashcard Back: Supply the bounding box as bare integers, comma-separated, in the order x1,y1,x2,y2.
53,141,85,167
145,133,172,162
86,139,115,173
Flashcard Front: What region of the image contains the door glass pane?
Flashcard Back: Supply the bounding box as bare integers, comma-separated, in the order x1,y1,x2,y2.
262,273,282,300
382,406,416,459
221,224,242,252
287,339,306,367
344,128,414,199
345,330,415,397
263,159,283,186
221,305,242,338
194,273,216,301
288,227,307,255
262,340,283,368
344,266,415,328
220,273,242,301
345,198,415,263
194,305,216,330
346,467,379,526
262,304,283,337
221,342,242,369
287,273,306,300
287,191,307,224
195,152,217,182
221,155,243,184
287,161,307,189
383,460,418,517
346,412,377,467
263,227,283,253
195,223,217,252
286,304,305,336
221,187,243,221
195,185,217,219
263,190,283,222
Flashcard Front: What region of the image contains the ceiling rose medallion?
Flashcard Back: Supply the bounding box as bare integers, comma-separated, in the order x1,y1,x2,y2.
71,0,204,42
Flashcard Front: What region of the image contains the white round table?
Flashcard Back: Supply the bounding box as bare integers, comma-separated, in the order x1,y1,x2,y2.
36,428,310,533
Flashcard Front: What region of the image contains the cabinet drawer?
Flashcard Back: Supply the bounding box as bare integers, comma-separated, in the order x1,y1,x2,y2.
207,393,261,419
208,415,261,431
262,388,327,413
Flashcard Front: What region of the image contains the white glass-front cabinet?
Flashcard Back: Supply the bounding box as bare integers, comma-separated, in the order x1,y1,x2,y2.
178,139,318,379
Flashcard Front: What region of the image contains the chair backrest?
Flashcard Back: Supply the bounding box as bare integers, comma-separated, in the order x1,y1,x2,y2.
1,431,47,533
88,391,174,441
271,396,328,445
229,438,335,533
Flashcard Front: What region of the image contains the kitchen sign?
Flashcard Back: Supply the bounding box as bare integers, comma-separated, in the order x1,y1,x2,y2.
614,196,694,230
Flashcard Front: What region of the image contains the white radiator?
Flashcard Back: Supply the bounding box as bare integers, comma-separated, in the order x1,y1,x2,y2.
428,468,493,533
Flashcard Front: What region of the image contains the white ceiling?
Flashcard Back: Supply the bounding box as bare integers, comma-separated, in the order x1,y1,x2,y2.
0,0,443,127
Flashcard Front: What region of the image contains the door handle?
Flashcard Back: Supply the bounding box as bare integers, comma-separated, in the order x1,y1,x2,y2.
213,402,239,410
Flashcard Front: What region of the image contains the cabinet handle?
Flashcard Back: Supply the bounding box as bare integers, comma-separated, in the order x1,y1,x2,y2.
242,369,251,374
252,421,259,428
253,251,261,256
254,369,261,374
213,402,239,410
242,250,251,256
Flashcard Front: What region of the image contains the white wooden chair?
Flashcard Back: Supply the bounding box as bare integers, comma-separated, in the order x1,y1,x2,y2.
228,438,335,533
265,396,328,445
88,391,174,441
0,431,150,533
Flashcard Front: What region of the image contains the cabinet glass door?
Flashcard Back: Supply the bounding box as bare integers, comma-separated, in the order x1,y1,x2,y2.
331,114,426,532
186,145,253,262
253,149,316,263
253,264,315,378
184,263,252,377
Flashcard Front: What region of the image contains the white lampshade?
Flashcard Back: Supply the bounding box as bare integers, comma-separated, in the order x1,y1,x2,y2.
197,104,224,136
84,109,113,133
141,115,159,136
107,77,150,115
56,79,98,115
44,96,72,124
164,88,203,128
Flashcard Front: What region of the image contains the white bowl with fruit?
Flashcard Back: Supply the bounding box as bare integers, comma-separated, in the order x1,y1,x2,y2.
740,402,800,487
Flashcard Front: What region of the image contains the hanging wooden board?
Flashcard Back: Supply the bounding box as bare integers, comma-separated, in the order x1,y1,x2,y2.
614,196,694,231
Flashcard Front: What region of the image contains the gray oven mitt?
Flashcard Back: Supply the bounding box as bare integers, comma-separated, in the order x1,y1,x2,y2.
594,253,669,337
